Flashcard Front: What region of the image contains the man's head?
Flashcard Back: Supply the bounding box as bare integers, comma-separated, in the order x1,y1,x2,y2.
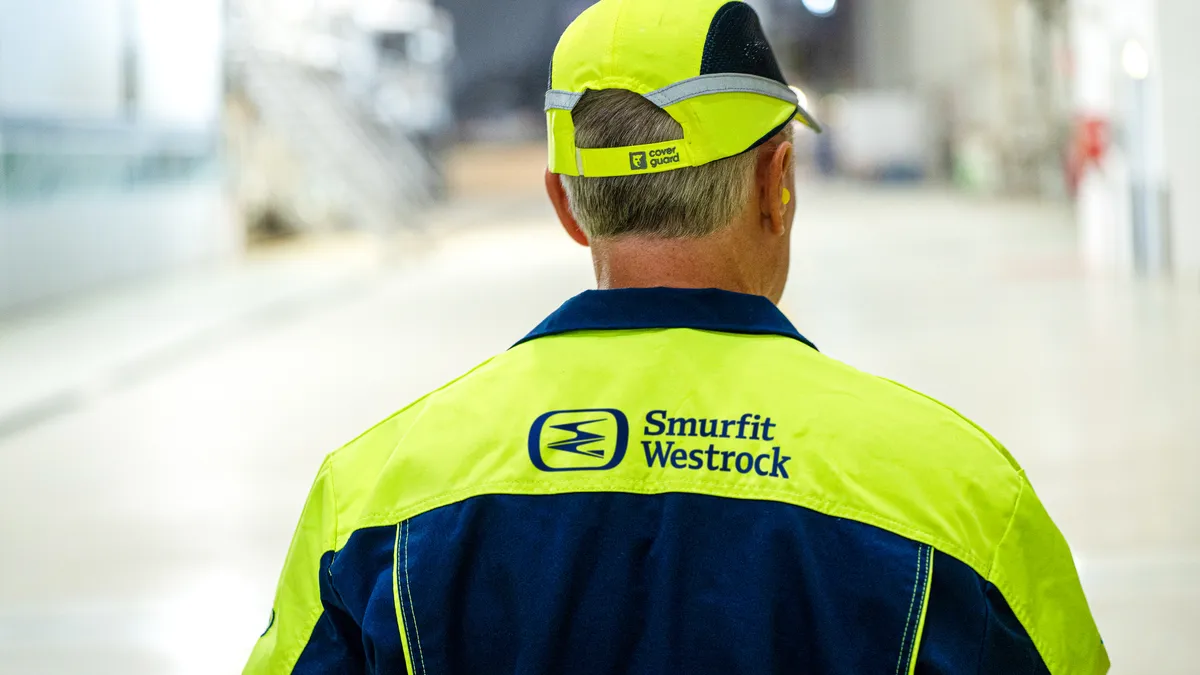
545,92,797,303
542,0,818,304
561,88,783,240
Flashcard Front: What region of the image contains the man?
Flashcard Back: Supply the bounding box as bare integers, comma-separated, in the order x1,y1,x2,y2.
245,1,1109,673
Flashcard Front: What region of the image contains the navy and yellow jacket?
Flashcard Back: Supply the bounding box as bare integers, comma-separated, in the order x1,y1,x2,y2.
245,288,1108,675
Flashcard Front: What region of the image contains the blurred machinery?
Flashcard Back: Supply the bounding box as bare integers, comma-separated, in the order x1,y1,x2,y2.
339,0,454,148
227,0,454,239
3,0,1196,313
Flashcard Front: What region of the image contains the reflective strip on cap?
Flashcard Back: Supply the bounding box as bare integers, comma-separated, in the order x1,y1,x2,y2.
645,73,798,107
547,73,795,111
546,74,820,131
545,90,584,111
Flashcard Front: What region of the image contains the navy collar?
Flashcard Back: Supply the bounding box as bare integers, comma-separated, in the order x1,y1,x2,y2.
516,288,817,350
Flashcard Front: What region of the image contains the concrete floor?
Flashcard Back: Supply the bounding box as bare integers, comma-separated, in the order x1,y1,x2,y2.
0,182,1197,674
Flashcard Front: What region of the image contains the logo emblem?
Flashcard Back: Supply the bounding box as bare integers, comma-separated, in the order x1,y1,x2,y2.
629,151,648,171
529,409,629,472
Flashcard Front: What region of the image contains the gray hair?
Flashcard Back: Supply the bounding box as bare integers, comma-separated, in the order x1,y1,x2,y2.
562,89,781,240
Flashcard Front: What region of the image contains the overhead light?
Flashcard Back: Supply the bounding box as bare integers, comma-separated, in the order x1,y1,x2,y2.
802,0,838,17
1122,40,1150,81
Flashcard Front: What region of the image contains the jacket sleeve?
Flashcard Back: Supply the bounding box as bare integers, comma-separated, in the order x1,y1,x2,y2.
987,474,1109,675
244,456,364,674
917,549,1058,675
917,474,1108,675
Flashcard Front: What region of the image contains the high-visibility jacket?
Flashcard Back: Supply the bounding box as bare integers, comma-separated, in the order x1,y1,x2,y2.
245,287,1108,675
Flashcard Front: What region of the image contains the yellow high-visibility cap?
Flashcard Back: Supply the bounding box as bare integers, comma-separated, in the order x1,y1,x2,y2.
547,0,821,178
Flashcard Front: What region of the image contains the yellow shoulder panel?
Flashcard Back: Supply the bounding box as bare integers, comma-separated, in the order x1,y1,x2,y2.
243,458,336,675
989,477,1109,674
325,356,498,550
346,331,1020,569
327,329,1105,674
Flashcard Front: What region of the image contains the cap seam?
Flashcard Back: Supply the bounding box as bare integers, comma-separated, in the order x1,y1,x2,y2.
606,0,625,78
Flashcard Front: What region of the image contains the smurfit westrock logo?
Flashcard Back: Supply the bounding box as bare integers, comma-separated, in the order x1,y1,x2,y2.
530,408,792,479
529,409,630,472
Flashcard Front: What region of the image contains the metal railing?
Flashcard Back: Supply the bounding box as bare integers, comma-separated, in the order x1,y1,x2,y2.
232,52,437,234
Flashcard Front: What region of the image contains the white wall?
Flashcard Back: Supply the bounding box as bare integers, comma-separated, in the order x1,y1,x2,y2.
1070,0,1193,279
0,0,233,313
1157,0,1200,284
135,0,223,128
0,0,223,126
0,0,125,119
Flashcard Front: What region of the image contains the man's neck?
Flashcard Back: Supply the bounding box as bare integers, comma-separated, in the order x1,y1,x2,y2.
590,231,761,297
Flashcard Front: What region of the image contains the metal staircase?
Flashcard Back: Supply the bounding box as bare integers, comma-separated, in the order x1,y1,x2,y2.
235,53,435,235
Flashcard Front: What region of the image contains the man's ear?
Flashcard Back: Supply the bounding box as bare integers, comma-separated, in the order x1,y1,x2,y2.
545,169,590,247
758,141,794,237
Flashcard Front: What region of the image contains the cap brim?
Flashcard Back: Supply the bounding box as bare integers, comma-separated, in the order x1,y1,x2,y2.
795,105,823,134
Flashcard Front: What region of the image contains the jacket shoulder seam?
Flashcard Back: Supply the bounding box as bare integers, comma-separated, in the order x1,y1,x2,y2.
324,355,501,544
328,354,501,460
877,376,1022,473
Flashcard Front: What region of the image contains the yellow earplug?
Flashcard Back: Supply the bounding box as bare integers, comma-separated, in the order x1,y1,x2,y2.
782,188,792,206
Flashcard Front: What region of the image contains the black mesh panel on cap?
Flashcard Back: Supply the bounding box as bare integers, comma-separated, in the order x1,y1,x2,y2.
700,2,787,84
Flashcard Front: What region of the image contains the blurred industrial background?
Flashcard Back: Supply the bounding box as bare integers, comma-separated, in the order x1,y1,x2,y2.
0,0,1197,673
